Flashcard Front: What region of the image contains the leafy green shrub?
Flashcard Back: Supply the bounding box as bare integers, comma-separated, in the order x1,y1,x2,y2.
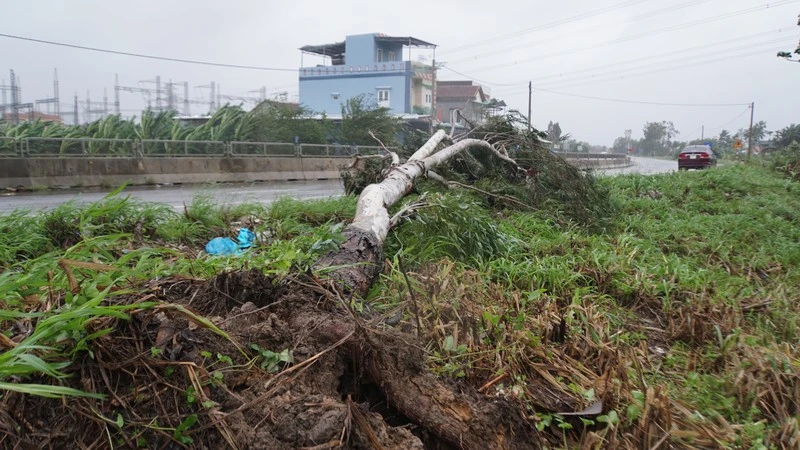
385,193,514,265
771,141,800,181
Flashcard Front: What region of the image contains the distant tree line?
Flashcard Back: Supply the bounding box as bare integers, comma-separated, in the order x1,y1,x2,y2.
606,121,800,158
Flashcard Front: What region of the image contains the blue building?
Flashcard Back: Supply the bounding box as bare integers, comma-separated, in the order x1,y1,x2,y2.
299,33,436,117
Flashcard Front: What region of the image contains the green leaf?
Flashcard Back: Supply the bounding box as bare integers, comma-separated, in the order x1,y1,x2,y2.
0,381,106,399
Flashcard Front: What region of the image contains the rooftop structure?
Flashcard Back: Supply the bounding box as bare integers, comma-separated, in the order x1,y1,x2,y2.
299,33,436,116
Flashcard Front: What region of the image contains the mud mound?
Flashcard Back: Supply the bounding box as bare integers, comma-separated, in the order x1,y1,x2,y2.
0,270,542,449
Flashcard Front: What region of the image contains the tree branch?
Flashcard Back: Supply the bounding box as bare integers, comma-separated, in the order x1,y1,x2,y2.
408,130,447,161
426,170,534,211
349,137,525,244
368,130,400,165
345,154,392,169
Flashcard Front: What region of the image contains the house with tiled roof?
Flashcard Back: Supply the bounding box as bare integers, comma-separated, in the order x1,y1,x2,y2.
435,81,498,126
2,111,63,124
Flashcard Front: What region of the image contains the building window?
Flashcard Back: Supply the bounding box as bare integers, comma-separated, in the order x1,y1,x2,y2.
377,89,390,107
388,51,396,61
424,93,431,105
377,49,384,62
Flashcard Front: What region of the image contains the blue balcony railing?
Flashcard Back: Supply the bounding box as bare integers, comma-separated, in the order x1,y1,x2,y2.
300,61,415,78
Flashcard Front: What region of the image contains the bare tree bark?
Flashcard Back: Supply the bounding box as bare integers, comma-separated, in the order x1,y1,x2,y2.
318,131,521,295
310,132,542,449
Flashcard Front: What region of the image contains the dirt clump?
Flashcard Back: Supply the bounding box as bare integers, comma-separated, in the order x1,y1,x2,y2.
1,270,543,449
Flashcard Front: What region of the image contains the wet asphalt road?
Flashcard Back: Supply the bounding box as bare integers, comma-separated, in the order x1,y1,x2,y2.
0,157,678,213
597,156,677,176
0,180,345,214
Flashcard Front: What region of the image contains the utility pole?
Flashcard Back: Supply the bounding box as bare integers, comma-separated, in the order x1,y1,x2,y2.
527,81,532,132
746,102,755,161
701,125,704,141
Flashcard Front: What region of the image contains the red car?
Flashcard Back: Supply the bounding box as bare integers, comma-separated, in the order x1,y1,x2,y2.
678,145,717,170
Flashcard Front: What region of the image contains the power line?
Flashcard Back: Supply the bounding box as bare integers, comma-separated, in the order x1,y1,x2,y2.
0,32,298,72
535,43,794,90
443,0,653,55
441,66,519,87
440,0,654,55
533,36,794,89
532,87,749,107
447,35,793,96
447,0,711,64
483,38,795,97
707,106,752,132
526,29,787,85
459,0,799,75
485,31,789,92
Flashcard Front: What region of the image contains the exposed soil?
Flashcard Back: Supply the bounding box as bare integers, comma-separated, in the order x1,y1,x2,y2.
0,268,544,449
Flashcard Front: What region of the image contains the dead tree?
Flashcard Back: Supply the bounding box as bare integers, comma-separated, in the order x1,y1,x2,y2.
313,130,542,449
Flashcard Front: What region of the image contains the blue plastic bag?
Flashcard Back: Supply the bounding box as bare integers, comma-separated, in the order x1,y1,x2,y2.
236,228,255,249
205,228,256,256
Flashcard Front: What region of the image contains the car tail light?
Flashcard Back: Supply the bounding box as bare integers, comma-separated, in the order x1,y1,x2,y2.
700,153,710,159
679,153,688,159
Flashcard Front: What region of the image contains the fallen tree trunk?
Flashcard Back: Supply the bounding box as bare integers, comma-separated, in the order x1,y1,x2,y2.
313,131,542,448
317,130,524,296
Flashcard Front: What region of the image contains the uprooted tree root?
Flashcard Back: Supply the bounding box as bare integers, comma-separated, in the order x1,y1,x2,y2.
0,269,545,449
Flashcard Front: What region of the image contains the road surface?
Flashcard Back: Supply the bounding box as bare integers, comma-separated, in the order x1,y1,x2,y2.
597,156,677,176
0,180,345,214
0,157,678,213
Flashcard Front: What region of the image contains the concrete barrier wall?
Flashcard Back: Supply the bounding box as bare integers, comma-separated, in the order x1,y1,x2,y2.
0,153,632,190
0,156,346,189
559,153,632,170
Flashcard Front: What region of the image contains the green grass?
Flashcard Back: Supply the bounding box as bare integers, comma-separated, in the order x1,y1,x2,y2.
368,164,800,447
0,190,354,398
1,165,798,448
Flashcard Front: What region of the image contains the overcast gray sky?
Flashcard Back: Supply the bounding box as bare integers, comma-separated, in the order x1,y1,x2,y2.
2,0,798,145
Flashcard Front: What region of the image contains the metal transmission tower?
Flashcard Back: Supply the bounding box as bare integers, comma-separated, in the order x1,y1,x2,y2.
84,91,109,122
181,82,217,115
165,80,175,112
196,81,216,113
272,91,289,102
9,70,19,123
58,92,80,125
114,74,120,115
247,87,267,102
163,80,191,114
2,70,34,124
35,69,61,118
219,91,264,106
156,76,161,110
182,82,189,115
73,93,79,124
0,78,8,119
116,74,162,111
136,76,165,110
